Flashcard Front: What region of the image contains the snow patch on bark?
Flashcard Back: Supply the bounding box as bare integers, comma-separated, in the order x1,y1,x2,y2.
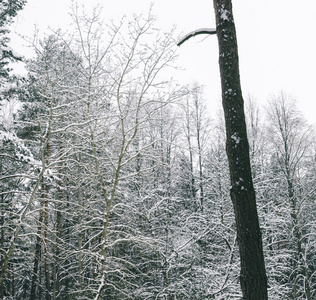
231,132,240,145
220,5,230,21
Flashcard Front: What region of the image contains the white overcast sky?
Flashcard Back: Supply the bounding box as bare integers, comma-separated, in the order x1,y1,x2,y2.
10,0,316,124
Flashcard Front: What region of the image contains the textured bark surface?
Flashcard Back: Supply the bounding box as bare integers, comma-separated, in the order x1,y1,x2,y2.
212,1,268,299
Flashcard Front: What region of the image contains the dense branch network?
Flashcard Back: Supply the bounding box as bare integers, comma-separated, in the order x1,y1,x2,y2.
1,3,315,300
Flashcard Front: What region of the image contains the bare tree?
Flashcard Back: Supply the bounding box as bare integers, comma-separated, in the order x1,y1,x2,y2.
266,93,313,299
178,1,268,298
213,1,267,298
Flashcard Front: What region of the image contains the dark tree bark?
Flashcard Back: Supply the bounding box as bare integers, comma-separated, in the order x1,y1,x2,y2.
212,1,268,299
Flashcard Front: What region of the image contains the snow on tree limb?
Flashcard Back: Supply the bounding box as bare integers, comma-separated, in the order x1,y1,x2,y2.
177,28,216,46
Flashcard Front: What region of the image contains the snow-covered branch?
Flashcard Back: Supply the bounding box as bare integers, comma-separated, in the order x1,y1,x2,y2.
177,28,216,46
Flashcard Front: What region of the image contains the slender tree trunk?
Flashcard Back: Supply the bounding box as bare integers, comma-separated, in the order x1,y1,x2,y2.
197,133,204,210
42,141,51,300
187,133,197,203
77,171,83,298
0,194,4,300
194,100,204,211
29,211,43,300
184,97,197,208
44,198,50,300
52,208,61,300
212,1,268,299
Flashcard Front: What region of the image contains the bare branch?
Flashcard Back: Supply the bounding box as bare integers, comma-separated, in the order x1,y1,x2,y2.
177,28,216,46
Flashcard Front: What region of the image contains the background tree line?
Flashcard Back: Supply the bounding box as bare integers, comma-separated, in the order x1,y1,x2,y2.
0,2,315,299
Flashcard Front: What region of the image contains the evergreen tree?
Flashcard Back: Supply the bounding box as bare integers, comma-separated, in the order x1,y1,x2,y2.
0,0,26,84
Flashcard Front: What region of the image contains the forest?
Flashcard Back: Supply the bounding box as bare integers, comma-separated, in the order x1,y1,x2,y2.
0,1,315,299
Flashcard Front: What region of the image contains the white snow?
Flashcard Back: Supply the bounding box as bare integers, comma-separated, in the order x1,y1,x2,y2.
177,28,216,45
225,88,232,95
188,28,216,35
220,5,230,21
231,132,240,144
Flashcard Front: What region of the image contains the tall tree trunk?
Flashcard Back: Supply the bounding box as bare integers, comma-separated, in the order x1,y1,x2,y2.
212,1,268,299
